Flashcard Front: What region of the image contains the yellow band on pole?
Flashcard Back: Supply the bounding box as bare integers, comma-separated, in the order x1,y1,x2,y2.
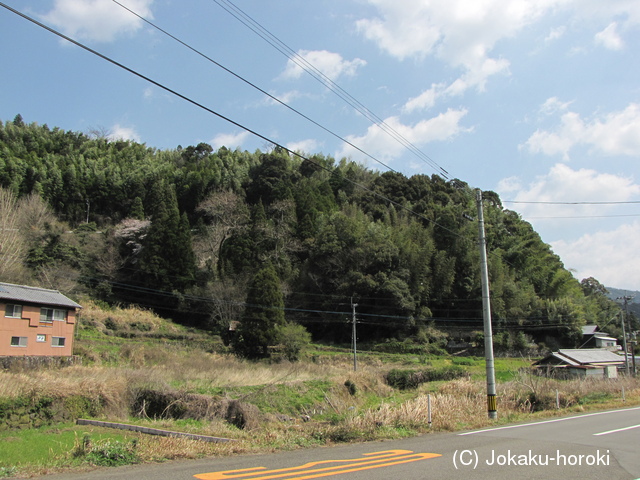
487,394,497,412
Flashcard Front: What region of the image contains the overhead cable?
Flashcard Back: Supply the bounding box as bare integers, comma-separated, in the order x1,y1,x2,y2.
211,0,450,178
111,0,398,174
0,1,461,241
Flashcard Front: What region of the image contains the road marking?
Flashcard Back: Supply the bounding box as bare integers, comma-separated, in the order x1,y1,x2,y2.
458,406,640,436
193,449,442,480
593,424,640,436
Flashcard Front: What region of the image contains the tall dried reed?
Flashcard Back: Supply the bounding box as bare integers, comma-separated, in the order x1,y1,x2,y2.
345,375,640,435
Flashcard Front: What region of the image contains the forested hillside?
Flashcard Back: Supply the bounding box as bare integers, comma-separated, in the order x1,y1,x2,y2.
0,115,624,354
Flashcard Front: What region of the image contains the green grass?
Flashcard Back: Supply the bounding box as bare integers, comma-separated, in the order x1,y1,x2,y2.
0,423,133,470
190,380,334,416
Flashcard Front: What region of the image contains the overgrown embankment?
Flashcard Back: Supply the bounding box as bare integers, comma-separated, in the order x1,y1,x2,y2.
1,302,639,477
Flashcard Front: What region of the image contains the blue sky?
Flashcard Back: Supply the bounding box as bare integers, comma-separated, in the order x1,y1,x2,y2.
1,0,639,291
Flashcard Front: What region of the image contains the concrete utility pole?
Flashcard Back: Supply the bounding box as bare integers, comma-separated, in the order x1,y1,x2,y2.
618,296,635,376
351,297,358,372
617,304,630,376
476,189,497,419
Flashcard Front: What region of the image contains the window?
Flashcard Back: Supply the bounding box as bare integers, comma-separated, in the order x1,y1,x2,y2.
10,336,27,347
36,334,47,343
5,304,22,318
40,308,66,324
52,337,66,347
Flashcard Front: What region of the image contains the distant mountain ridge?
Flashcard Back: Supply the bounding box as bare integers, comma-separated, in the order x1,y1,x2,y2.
606,287,640,320
606,287,640,303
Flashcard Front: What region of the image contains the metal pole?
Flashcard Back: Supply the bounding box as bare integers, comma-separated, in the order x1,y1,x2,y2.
476,189,497,419
351,297,358,372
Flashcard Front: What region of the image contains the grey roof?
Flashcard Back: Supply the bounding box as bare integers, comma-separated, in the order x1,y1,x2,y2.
593,335,618,342
582,325,599,335
0,282,81,309
557,349,623,365
545,352,580,366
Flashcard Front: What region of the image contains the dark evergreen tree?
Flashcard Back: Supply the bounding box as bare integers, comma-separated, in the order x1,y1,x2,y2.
232,263,285,359
136,182,195,292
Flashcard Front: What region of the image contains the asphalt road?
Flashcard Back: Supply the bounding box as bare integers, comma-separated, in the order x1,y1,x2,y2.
37,406,640,480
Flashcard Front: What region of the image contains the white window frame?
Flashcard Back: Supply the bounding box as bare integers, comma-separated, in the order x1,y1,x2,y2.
40,308,66,323
5,304,23,318
52,336,66,347
10,336,27,347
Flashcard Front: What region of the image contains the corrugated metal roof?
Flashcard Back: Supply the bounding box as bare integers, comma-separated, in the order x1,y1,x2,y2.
0,282,82,309
549,352,580,366
557,349,623,365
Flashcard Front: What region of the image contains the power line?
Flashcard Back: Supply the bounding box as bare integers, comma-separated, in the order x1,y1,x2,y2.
110,0,398,174
504,200,640,205
2,3,581,331
211,0,450,179
526,214,640,219
0,1,462,241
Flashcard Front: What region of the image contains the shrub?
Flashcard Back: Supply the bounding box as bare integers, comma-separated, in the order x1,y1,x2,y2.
73,435,139,466
385,365,468,390
344,380,357,396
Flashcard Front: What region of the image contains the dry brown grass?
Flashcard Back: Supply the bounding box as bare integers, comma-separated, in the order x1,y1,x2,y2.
345,375,640,436
5,300,640,472
78,301,171,334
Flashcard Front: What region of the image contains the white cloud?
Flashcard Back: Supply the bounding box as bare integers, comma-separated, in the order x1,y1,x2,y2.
497,164,640,289
358,0,640,106
403,56,510,112
496,176,523,194
552,221,640,290
523,102,640,159
403,84,442,112
545,26,566,44
539,97,573,116
356,0,551,100
336,109,470,165
210,131,250,149
498,163,640,215
286,139,322,154
108,124,141,142
496,162,640,236
41,0,154,43
595,22,625,50
280,50,366,82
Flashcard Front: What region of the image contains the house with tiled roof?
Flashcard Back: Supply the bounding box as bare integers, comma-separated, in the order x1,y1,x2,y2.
0,282,82,357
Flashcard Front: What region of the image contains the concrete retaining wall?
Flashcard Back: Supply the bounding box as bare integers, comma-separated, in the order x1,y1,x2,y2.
76,419,233,443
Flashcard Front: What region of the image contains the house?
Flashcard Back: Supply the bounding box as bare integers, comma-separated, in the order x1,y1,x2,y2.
581,325,620,351
0,282,82,358
533,348,624,378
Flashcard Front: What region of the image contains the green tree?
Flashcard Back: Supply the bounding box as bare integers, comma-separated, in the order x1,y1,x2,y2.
232,263,285,359
273,322,311,361
136,182,195,292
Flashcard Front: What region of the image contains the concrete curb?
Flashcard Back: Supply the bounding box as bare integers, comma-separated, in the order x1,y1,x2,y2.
76,419,233,443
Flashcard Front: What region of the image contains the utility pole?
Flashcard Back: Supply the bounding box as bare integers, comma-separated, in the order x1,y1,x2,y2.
618,304,630,376
618,296,635,376
476,189,497,419
351,297,358,372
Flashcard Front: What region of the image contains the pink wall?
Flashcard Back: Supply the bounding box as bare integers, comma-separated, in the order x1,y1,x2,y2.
0,303,77,357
